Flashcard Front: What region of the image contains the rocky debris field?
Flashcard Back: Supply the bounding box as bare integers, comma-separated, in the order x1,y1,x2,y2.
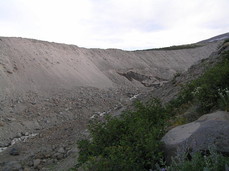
0,86,149,170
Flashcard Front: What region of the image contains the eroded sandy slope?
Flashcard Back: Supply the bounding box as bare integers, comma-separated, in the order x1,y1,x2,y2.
0,37,220,98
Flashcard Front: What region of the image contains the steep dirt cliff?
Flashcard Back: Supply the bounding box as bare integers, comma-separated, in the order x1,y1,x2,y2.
0,37,220,97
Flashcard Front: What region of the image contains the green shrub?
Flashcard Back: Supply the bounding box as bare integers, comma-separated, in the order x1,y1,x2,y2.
75,99,168,171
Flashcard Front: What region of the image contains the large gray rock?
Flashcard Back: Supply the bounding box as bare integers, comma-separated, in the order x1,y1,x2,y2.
162,111,229,162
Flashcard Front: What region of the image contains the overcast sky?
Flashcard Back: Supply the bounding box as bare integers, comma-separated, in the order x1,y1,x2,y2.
0,0,228,50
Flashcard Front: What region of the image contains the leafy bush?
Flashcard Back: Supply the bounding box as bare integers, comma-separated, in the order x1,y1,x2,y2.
75,99,168,171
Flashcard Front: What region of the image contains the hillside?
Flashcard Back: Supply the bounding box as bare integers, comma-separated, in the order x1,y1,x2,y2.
0,35,226,170
74,39,229,171
0,37,220,96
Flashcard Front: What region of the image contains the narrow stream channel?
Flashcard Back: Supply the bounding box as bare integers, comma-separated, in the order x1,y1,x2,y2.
0,133,38,153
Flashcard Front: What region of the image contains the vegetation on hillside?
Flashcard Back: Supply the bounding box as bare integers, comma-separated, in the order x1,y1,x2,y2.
73,48,229,170
141,44,203,51
167,50,229,117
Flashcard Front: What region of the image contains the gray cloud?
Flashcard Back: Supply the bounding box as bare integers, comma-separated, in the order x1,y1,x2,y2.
0,0,228,50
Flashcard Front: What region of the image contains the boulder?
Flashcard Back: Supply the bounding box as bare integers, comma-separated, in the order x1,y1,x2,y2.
161,111,229,162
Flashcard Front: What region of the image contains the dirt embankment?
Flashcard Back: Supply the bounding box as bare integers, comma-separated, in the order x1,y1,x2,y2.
0,37,220,97
0,37,222,170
